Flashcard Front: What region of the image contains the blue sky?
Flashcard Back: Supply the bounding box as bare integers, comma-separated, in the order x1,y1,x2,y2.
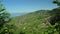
2,0,58,13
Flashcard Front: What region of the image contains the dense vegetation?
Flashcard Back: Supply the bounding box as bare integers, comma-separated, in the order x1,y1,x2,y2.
9,10,50,34
0,0,15,34
0,0,60,34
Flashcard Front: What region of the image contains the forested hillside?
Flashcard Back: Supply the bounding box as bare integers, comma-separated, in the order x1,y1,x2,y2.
9,8,60,34
0,0,60,34
9,10,51,34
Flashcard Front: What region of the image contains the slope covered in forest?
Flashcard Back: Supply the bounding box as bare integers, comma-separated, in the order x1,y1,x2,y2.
9,10,51,34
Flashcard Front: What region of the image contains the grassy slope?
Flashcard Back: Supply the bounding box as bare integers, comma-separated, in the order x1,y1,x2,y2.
9,10,50,34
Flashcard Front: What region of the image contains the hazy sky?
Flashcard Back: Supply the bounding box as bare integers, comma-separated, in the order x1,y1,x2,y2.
3,0,58,13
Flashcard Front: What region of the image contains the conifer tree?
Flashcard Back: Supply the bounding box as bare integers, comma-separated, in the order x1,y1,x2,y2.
0,0,10,34
0,0,10,27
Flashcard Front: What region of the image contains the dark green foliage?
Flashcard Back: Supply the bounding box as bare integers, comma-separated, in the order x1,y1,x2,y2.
20,31,25,34
0,0,14,34
46,0,60,34
53,1,57,3
0,1,10,27
0,24,16,34
49,8,60,25
53,0,60,6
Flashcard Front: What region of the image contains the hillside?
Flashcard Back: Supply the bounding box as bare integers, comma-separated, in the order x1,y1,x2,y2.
9,10,51,34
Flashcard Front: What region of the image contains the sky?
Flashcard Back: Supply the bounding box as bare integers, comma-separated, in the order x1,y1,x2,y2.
2,0,58,13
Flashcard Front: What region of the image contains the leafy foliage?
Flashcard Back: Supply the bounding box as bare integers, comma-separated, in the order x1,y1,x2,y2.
46,0,60,34
0,0,15,34
53,0,60,6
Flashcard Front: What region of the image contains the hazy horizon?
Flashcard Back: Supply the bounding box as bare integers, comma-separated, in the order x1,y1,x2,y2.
2,0,58,17
3,0,58,13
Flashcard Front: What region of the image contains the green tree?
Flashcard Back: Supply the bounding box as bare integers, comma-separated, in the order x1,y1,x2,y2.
47,0,60,34
0,0,11,34
53,0,60,6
